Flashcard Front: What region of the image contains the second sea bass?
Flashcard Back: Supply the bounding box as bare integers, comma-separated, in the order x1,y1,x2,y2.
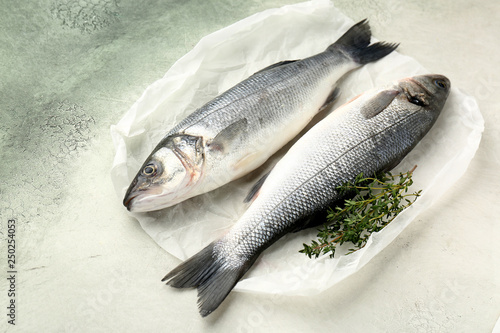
163,74,451,316
123,20,398,212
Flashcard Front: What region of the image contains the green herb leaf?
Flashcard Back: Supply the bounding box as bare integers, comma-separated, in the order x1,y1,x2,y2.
300,166,420,258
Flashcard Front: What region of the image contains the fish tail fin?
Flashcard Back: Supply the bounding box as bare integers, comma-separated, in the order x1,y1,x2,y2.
162,241,253,317
328,19,398,65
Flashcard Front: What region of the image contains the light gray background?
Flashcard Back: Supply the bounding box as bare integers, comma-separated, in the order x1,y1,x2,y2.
1,0,498,332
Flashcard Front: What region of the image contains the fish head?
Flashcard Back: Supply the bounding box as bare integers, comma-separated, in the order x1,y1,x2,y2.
123,134,205,212
398,74,451,114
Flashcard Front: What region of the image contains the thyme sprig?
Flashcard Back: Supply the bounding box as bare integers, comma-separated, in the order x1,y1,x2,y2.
300,166,421,258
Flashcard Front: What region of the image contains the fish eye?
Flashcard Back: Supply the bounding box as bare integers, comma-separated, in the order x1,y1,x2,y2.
143,163,157,176
434,79,447,89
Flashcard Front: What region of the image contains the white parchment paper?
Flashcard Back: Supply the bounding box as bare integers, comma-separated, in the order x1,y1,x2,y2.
110,0,484,296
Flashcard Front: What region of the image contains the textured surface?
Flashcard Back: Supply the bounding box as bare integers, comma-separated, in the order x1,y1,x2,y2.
0,0,499,332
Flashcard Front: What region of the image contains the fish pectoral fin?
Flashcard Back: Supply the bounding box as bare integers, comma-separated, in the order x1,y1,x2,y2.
319,87,341,112
232,151,261,174
208,118,248,152
252,60,298,75
243,171,271,203
361,89,400,119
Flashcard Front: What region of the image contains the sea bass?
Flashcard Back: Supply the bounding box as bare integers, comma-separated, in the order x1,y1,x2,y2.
123,20,398,212
163,74,451,316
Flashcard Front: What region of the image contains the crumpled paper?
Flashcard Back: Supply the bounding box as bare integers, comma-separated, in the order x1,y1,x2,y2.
110,0,484,296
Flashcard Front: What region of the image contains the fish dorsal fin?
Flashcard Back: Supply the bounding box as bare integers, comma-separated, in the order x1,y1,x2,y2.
243,171,271,203
209,118,248,152
253,60,297,75
319,87,340,112
361,89,400,119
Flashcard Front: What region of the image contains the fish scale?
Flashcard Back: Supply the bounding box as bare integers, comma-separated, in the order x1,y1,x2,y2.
220,85,438,258
123,20,399,212
163,74,451,317
175,59,325,134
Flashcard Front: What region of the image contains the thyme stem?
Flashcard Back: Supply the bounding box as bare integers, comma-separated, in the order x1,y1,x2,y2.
300,166,421,258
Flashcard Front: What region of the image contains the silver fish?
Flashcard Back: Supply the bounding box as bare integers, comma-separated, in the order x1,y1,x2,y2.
123,20,398,212
162,74,451,317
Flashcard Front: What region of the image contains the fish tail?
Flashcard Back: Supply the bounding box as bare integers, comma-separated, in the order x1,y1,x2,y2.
327,19,398,65
162,241,254,317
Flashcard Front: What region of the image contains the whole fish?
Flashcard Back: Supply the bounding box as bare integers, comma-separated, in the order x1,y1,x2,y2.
123,20,398,212
163,74,451,316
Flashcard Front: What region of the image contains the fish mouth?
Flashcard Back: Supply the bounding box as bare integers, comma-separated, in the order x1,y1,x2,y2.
124,192,158,212
123,186,180,212
123,194,138,211
123,177,139,210
123,185,162,212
